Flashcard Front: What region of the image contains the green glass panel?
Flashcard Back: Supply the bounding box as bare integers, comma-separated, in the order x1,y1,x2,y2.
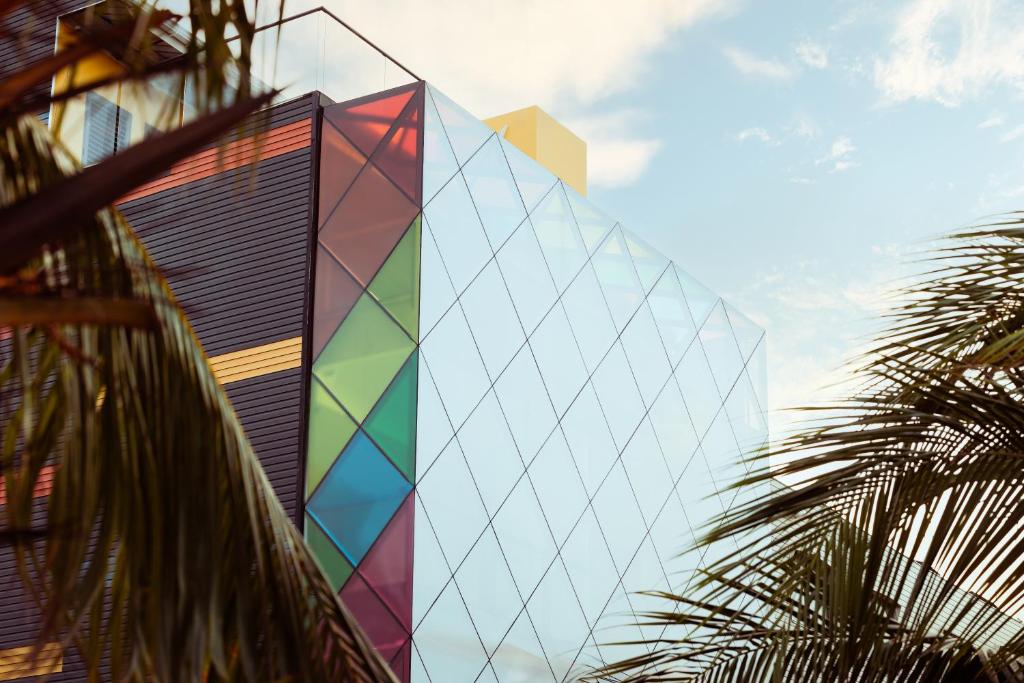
306,378,358,499
364,351,418,483
313,293,415,422
368,216,421,339
305,514,354,592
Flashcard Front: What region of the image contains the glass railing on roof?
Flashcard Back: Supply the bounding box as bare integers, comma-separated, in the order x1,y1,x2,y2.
238,8,418,105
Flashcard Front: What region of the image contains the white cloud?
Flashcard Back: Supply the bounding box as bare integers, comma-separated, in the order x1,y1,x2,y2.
788,113,821,139
735,126,780,145
565,111,662,188
722,46,795,81
816,135,859,172
1000,124,1024,142
979,114,1005,128
794,40,829,69
874,0,1024,107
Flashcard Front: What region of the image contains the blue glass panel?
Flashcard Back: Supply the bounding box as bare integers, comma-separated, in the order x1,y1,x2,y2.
725,301,765,364
676,447,727,542
592,227,645,332
591,461,646,574
675,264,718,329
648,379,700,481
531,184,588,294
527,429,587,547
699,301,746,399
621,228,669,294
413,577,489,681
308,430,412,565
620,419,674,528
561,505,619,627
592,583,646,664
419,219,457,339
564,183,616,255
491,608,554,682
424,172,493,296
701,409,744,513
675,343,722,439
462,135,526,250
458,391,524,517
648,492,696,581
416,438,488,570
494,344,557,464
590,341,645,452
414,355,454,481
495,219,558,336
499,136,557,214
560,384,618,498
620,301,672,409
648,267,698,367
529,303,587,418
423,87,459,204
622,537,671,646
421,303,490,431
428,85,493,166
492,475,557,598
561,262,617,374
459,260,525,382
454,526,523,654
412,493,452,630
525,558,590,681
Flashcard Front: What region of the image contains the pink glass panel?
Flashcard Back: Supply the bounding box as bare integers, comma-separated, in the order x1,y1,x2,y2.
339,572,408,661
358,491,414,630
324,86,416,158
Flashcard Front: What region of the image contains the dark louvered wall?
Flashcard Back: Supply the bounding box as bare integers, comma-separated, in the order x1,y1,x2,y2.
119,94,315,510
0,0,79,118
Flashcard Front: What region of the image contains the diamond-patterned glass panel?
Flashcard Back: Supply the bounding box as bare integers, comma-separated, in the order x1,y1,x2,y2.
311,83,765,681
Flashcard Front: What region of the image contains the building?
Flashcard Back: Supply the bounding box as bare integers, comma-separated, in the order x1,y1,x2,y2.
0,6,767,681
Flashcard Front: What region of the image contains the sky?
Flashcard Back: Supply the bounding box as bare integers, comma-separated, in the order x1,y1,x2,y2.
263,0,1024,436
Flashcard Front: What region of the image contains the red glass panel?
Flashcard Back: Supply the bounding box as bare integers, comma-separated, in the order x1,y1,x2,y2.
389,639,411,683
358,491,414,630
319,162,418,287
372,88,422,205
324,86,416,159
318,121,367,227
312,247,363,360
339,572,408,661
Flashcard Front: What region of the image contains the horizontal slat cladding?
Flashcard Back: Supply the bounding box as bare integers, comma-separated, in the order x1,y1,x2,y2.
0,1,79,116
225,367,305,514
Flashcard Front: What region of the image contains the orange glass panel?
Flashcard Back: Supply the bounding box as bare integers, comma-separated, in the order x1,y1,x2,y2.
312,247,363,359
318,121,366,227
323,85,416,159
372,88,422,204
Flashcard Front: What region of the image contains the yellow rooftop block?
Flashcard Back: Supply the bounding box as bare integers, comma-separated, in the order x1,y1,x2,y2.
484,106,587,196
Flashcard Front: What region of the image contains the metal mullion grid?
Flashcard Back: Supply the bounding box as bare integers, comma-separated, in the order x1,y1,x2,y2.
416,100,766,680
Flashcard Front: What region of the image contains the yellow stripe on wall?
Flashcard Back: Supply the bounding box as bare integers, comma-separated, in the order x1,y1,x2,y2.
209,337,303,385
0,642,62,680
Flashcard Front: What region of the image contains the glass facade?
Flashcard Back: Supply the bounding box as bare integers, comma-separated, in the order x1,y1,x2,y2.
304,81,767,682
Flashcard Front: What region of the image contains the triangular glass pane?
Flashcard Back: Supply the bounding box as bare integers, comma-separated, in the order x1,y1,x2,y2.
725,302,764,364
561,505,619,627
674,264,718,329
526,559,590,681
495,219,558,336
420,302,490,431
312,247,363,360
368,216,421,339
373,88,422,204
621,228,669,294
305,377,358,499
309,430,413,565
454,526,523,655
423,172,493,296
320,161,419,287
413,577,489,681
412,493,452,629
499,135,557,215
620,419,673,528
564,184,615,254
647,267,697,367
418,220,457,340
389,639,412,683
305,513,354,592
458,261,525,382
358,491,415,631
340,571,408,661
313,293,415,422
318,120,367,226
491,608,552,683
591,227,644,333
461,134,526,250
531,184,588,294
414,356,454,481
423,87,460,204
458,391,525,517
364,351,418,483
427,84,493,167
620,302,672,409
324,84,416,158
416,438,488,570
699,301,745,398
